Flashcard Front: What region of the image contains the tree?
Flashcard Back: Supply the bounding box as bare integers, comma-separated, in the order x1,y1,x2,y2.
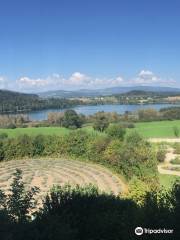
93,112,109,132
0,169,39,223
62,110,83,129
106,124,126,140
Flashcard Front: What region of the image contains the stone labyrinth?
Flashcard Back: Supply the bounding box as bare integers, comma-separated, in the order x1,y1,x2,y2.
0,159,125,201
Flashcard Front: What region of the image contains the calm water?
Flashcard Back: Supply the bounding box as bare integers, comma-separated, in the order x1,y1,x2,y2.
26,103,179,121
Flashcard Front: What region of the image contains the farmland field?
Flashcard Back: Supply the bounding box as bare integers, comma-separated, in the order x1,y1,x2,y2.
0,158,125,199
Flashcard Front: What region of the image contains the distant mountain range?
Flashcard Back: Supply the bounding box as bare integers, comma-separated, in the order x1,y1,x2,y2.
38,86,180,98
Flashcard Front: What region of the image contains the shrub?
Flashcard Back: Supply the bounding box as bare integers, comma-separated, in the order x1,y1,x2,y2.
62,110,83,129
6,123,16,129
119,132,158,184
173,126,180,137
0,141,5,161
0,169,39,222
86,135,111,162
124,177,150,205
171,157,180,164
32,135,45,156
93,112,109,132
174,143,180,154
104,139,122,165
64,130,91,157
156,145,167,162
0,132,8,140
106,124,126,140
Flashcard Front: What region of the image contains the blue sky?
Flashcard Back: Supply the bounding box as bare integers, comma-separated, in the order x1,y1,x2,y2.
0,0,180,92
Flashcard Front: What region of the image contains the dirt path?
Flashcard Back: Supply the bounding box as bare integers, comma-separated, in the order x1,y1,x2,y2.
156,146,180,176
149,138,180,143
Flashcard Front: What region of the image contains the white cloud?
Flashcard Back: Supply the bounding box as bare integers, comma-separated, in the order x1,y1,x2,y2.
0,70,176,92
132,70,176,85
134,70,160,84
69,72,91,85
0,76,9,89
18,77,49,87
16,72,125,91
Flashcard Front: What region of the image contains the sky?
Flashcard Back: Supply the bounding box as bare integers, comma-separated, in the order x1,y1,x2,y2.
0,0,180,92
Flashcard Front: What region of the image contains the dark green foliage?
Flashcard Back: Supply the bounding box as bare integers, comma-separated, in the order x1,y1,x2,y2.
0,90,83,114
0,175,180,240
173,143,180,154
0,141,5,161
93,111,109,132
156,145,167,162
160,107,180,120
64,130,90,157
62,110,83,129
173,126,180,137
0,169,39,223
32,135,45,156
119,132,158,184
0,132,8,140
106,123,126,140
86,135,111,162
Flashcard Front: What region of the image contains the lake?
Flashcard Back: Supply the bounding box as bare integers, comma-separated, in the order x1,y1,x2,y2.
26,103,179,121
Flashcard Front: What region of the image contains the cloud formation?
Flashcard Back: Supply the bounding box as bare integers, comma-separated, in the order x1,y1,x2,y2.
0,70,176,92
133,70,176,85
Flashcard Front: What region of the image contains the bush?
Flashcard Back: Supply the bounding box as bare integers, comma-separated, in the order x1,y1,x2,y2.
32,135,45,156
86,135,111,162
62,110,83,129
124,177,150,205
0,132,8,140
119,132,158,185
6,123,16,129
64,130,91,157
173,126,180,137
93,112,109,132
174,143,180,154
104,139,122,165
171,157,180,164
0,141,5,161
0,169,39,222
106,124,126,140
156,145,167,162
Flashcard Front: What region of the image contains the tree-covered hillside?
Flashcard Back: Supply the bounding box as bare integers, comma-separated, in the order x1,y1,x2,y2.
0,90,82,113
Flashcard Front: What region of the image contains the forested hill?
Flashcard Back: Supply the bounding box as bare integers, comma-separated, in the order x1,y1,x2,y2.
0,90,39,101
0,90,82,113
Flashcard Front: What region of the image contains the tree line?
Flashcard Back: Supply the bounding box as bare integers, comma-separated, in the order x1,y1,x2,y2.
0,90,83,113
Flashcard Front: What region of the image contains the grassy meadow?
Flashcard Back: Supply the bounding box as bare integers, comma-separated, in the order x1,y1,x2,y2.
133,120,180,138
159,174,179,189
1,120,180,138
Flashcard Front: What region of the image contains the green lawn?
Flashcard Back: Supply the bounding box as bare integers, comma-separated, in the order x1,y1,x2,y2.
133,120,180,138
0,127,70,138
159,174,179,189
0,126,103,138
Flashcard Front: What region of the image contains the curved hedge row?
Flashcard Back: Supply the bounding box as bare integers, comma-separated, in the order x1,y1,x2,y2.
0,130,158,186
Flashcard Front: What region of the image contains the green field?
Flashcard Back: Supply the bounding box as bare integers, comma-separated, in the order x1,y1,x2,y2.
1,120,180,138
133,120,180,138
0,127,70,138
0,126,103,138
159,174,180,189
